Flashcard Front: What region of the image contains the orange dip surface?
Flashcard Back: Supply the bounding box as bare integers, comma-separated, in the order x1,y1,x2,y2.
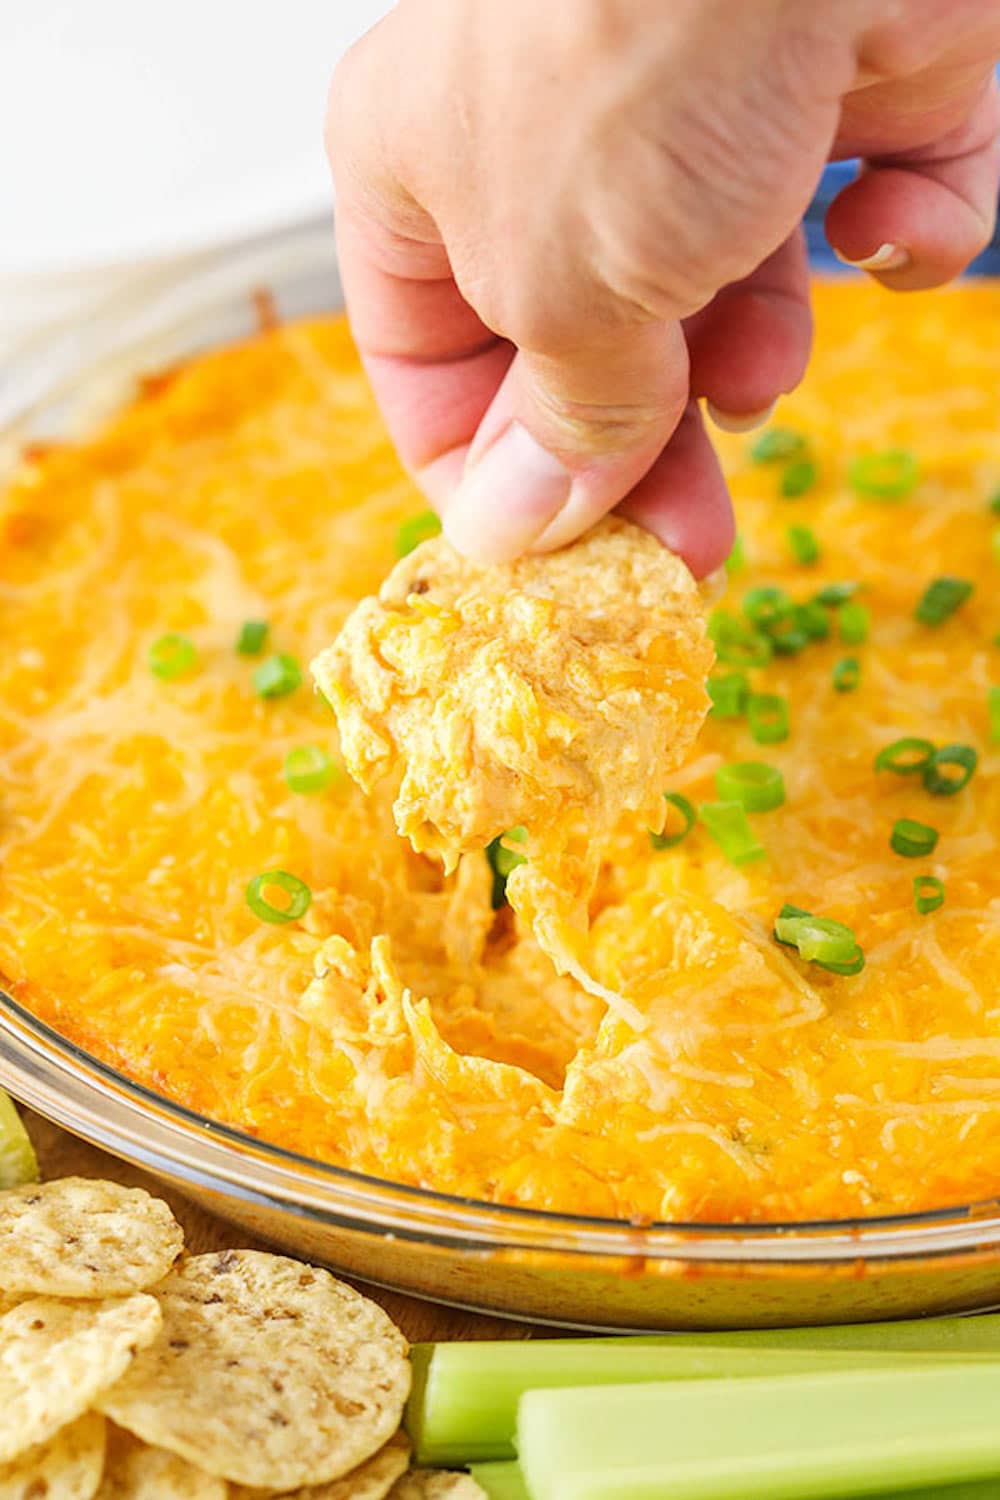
1,280,998,1224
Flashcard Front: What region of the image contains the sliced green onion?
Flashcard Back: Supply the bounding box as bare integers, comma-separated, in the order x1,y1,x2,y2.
780,458,817,498
707,672,749,719
246,869,312,924
794,600,830,642
874,737,935,776
891,819,939,859
748,693,790,745
832,656,860,693
486,828,528,908
714,761,785,813
814,581,861,608
849,448,920,501
743,587,793,630
708,610,773,668
914,875,945,915
395,509,442,558
750,428,806,463
149,633,197,681
236,619,269,656
838,601,870,645
989,686,1000,744
774,912,859,966
253,653,302,699
649,793,697,850
787,525,820,565
283,744,337,794
724,532,747,575
922,743,977,797
990,489,1000,515
915,576,974,626
772,902,865,975
699,801,765,866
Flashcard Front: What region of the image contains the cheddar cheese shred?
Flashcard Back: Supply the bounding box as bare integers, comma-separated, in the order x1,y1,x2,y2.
1,283,998,1224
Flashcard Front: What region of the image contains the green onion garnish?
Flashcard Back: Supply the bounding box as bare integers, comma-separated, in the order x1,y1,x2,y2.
875,737,935,775
849,449,920,501
795,600,830,642
787,525,820,565
396,510,442,558
915,576,974,626
748,693,790,744
283,745,337,794
253,653,302,699
149,633,197,681
774,910,863,969
743,588,793,630
236,620,269,656
780,459,817,498
989,686,1000,744
914,875,945,915
699,802,765,866
990,489,1000,515
714,761,785,813
890,818,939,858
724,533,747,575
922,743,977,797
750,428,806,463
649,793,697,851
772,903,864,975
814,582,860,608
245,869,312,924
838,601,870,645
832,657,860,693
707,672,749,719
708,610,773,668
486,827,528,908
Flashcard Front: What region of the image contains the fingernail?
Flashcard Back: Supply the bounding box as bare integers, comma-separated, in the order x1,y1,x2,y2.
442,422,571,564
706,400,776,434
835,242,910,272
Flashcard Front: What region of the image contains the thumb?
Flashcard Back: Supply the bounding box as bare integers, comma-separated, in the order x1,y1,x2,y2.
439,321,690,564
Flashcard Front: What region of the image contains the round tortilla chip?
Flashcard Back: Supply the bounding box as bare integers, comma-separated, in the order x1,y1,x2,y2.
232,1432,410,1500
0,1414,106,1500
0,1179,183,1298
388,1474,486,1500
97,1426,226,1500
97,1251,410,1490
0,1295,161,1464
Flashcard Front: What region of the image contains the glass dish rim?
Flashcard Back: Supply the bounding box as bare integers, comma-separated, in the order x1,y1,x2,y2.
2,214,999,1267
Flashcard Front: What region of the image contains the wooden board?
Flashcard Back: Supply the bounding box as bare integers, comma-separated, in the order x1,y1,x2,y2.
25,1109,534,1344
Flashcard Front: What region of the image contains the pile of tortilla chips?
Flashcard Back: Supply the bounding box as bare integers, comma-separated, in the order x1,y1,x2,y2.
0,1175,483,1500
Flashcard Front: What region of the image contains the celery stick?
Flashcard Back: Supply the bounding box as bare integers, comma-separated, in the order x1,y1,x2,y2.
470,1463,530,1500
0,1091,37,1189
517,1366,1000,1500
641,1314,1000,1356
405,1341,999,1465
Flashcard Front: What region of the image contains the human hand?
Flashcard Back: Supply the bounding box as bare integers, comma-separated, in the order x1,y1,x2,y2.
327,0,1000,577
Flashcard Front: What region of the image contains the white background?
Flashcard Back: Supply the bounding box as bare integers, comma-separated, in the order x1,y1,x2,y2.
0,0,391,342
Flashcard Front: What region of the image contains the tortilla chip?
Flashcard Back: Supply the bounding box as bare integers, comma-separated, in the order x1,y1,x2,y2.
388,1474,486,1500
0,1414,106,1500
97,1251,410,1490
232,1432,410,1500
97,1425,226,1500
0,1296,161,1464
0,1179,183,1298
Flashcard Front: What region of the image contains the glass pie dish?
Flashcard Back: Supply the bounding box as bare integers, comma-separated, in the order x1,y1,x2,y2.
3,215,1000,1332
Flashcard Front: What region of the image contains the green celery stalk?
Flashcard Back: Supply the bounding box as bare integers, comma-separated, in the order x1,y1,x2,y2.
517,1366,1000,1500
644,1315,1000,1355
405,1339,1000,1465
0,1091,38,1189
470,1463,531,1500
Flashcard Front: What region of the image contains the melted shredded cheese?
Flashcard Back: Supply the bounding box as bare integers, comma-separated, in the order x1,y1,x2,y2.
0,285,998,1223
